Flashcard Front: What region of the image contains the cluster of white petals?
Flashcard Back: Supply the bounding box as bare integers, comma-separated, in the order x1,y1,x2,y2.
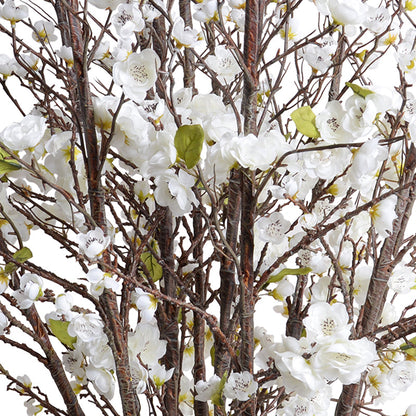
206,45,240,83
172,18,202,49
274,302,377,404
0,0,28,26
13,273,43,309
1,114,46,151
2,0,416,414
76,227,111,261
195,371,257,403
113,49,161,101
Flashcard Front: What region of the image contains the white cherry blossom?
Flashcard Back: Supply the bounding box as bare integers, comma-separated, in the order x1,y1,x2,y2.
86,366,115,399
113,49,160,101
32,20,57,43
229,8,245,30
388,264,416,294
0,270,9,294
381,302,399,326
24,399,43,416
388,360,416,392
13,273,44,309
1,114,46,151
172,18,202,49
0,54,15,78
195,375,222,402
327,0,368,26
56,46,74,68
348,138,388,196
149,363,174,388
67,313,104,343
302,43,333,73
128,321,167,366
315,101,350,144
142,0,164,22
77,227,111,260
154,170,198,216
223,371,258,401
352,262,371,305
302,147,351,180
206,45,240,83
256,212,291,245
364,6,391,34
312,337,377,384
406,404,416,416
130,359,148,395
131,287,158,323
112,3,145,39
276,395,314,416
369,195,397,238
274,337,325,398
279,17,302,43
0,0,28,26
193,0,218,23
88,0,123,10
303,302,351,343
88,336,115,369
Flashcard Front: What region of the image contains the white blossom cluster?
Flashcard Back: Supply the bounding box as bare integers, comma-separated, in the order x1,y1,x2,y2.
1,0,416,415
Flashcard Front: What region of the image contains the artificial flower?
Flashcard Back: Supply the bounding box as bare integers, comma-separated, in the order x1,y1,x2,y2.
0,0,28,26
223,371,258,401
113,49,160,101
76,227,111,260
1,114,46,151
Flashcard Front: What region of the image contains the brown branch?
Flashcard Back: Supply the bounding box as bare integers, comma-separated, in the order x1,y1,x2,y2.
156,207,179,416
215,169,240,378
238,1,264,415
55,2,139,415
192,201,209,416
0,362,67,416
179,0,195,90
335,146,416,416
23,305,85,416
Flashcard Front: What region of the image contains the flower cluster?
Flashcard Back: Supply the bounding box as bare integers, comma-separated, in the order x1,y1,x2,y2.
269,302,377,412
1,0,416,415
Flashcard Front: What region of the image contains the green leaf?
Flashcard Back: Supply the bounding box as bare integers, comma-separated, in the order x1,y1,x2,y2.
400,336,416,357
13,247,33,263
174,124,204,169
345,82,374,98
177,307,183,323
49,320,77,349
267,267,312,285
210,344,215,367
0,160,21,176
140,251,163,282
211,371,228,407
4,248,33,274
290,106,320,139
4,262,17,274
0,148,10,159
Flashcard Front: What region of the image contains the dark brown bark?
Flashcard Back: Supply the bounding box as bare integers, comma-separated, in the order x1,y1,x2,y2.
285,275,308,339
23,306,85,416
328,30,345,101
179,0,195,90
156,208,179,416
238,1,263,414
55,2,139,415
193,207,209,416
242,0,261,136
215,169,240,378
239,168,256,416
335,145,416,416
